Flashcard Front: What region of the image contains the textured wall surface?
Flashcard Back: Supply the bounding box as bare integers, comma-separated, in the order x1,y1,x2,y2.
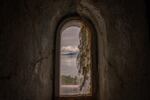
0,0,149,100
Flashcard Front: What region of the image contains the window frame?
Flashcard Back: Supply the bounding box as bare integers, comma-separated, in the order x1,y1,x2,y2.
54,16,99,100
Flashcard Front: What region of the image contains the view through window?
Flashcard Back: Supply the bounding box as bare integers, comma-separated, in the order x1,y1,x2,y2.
60,21,92,96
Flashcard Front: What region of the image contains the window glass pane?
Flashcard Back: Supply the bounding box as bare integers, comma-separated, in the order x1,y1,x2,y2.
60,22,92,96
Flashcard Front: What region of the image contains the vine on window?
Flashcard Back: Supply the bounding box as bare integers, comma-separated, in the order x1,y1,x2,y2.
77,23,92,94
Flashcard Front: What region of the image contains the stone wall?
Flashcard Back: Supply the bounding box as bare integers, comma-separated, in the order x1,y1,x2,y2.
0,0,149,100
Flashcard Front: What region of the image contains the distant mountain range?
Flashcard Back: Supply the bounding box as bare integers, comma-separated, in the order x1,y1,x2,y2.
61,51,79,56
61,46,79,55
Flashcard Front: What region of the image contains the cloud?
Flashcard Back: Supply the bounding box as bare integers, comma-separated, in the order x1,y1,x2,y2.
61,46,79,52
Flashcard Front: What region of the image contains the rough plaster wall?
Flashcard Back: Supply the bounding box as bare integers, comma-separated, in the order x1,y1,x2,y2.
78,0,150,100
91,0,150,100
0,0,149,100
0,0,55,99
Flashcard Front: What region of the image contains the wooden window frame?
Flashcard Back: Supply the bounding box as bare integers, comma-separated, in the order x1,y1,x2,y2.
53,16,99,100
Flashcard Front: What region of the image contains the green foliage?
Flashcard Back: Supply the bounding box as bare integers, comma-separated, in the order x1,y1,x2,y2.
61,75,78,85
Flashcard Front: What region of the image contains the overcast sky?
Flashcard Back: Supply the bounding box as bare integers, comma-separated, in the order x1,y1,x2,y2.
61,26,81,47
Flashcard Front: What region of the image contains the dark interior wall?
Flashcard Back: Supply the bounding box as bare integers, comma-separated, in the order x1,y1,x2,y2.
0,0,55,99
0,0,78,100
0,0,149,100
145,0,150,40
93,0,150,100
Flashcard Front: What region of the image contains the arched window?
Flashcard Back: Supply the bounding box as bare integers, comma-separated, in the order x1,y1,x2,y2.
54,17,99,100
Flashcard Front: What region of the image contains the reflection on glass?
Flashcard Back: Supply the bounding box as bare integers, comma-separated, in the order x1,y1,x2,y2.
60,24,92,96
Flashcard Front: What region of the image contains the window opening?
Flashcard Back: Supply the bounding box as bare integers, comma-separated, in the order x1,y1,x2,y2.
60,20,92,96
